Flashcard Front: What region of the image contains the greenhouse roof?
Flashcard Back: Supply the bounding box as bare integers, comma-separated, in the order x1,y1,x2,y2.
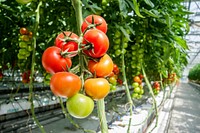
182,1,200,76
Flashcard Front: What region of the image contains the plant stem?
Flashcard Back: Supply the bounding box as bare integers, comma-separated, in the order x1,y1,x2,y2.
97,99,108,133
141,65,158,132
121,39,133,133
28,1,45,133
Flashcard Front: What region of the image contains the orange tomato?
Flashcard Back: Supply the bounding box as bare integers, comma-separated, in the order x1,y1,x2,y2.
133,76,141,83
84,78,110,100
88,54,113,77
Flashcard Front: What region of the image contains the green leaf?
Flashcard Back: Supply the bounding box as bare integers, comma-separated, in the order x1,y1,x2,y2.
173,36,188,50
144,0,154,8
119,26,132,41
132,0,145,18
141,8,159,18
165,13,173,28
118,0,128,17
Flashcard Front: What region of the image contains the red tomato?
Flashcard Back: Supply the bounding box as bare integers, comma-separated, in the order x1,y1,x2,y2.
42,46,72,74
117,78,123,85
21,70,31,83
138,74,144,79
20,27,29,35
153,81,160,88
55,31,79,55
67,93,94,119
84,78,110,100
50,72,81,98
83,29,109,58
113,64,120,75
81,14,107,33
88,54,113,77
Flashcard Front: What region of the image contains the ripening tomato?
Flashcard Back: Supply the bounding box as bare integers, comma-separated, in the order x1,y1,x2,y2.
138,74,144,79
84,78,110,100
19,27,29,35
113,64,120,75
81,15,107,33
88,54,113,77
50,72,81,98
153,81,160,88
133,76,141,83
42,46,72,74
83,29,109,58
67,93,94,119
55,31,79,55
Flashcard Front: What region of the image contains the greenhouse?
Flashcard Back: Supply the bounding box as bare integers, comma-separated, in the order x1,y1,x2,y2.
0,0,200,133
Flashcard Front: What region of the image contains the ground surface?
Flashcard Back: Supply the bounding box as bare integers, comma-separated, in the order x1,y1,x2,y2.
167,83,200,133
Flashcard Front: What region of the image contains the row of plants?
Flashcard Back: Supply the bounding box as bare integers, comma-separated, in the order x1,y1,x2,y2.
188,63,200,84
0,0,190,132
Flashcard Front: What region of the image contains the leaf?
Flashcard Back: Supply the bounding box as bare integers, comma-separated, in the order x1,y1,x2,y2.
165,13,173,28
152,33,163,38
173,36,188,50
118,0,128,17
144,0,154,8
119,26,132,41
141,8,159,18
132,0,145,18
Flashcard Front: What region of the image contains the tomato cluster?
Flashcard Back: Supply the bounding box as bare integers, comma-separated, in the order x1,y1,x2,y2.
41,14,112,119
152,81,160,95
21,70,31,83
107,64,122,91
131,74,144,99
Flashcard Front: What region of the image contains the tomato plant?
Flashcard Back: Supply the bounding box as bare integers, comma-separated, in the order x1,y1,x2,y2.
84,78,110,100
50,72,81,98
82,29,109,58
88,54,113,77
42,46,72,74
55,31,79,54
81,14,107,33
67,93,94,119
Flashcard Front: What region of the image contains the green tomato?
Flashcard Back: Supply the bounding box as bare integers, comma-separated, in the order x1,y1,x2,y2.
110,84,117,91
114,31,121,38
114,38,121,45
139,89,144,95
137,94,142,99
131,93,138,98
16,0,32,4
132,82,139,88
113,44,120,50
123,43,128,48
115,49,121,56
19,42,28,48
134,87,141,93
109,76,117,85
67,93,94,119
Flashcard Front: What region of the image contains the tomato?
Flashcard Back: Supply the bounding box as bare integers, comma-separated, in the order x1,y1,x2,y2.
16,0,32,4
155,87,160,91
50,72,81,98
133,76,141,83
139,89,144,95
0,71,3,81
21,70,31,83
153,81,160,88
138,74,144,79
83,29,109,58
42,46,72,74
67,93,94,119
88,54,113,77
19,42,28,48
84,78,110,100
55,31,79,55
132,82,139,88
131,93,138,99
81,15,107,33
109,76,117,85
134,87,141,93
113,64,120,75
21,35,30,42
19,27,29,35
110,84,117,91
117,78,123,85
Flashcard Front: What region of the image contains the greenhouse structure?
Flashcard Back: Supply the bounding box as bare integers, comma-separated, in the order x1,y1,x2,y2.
0,0,200,133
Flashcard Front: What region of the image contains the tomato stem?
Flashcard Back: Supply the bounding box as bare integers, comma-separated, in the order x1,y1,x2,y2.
121,34,133,133
28,1,46,133
141,65,158,132
97,99,108,133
